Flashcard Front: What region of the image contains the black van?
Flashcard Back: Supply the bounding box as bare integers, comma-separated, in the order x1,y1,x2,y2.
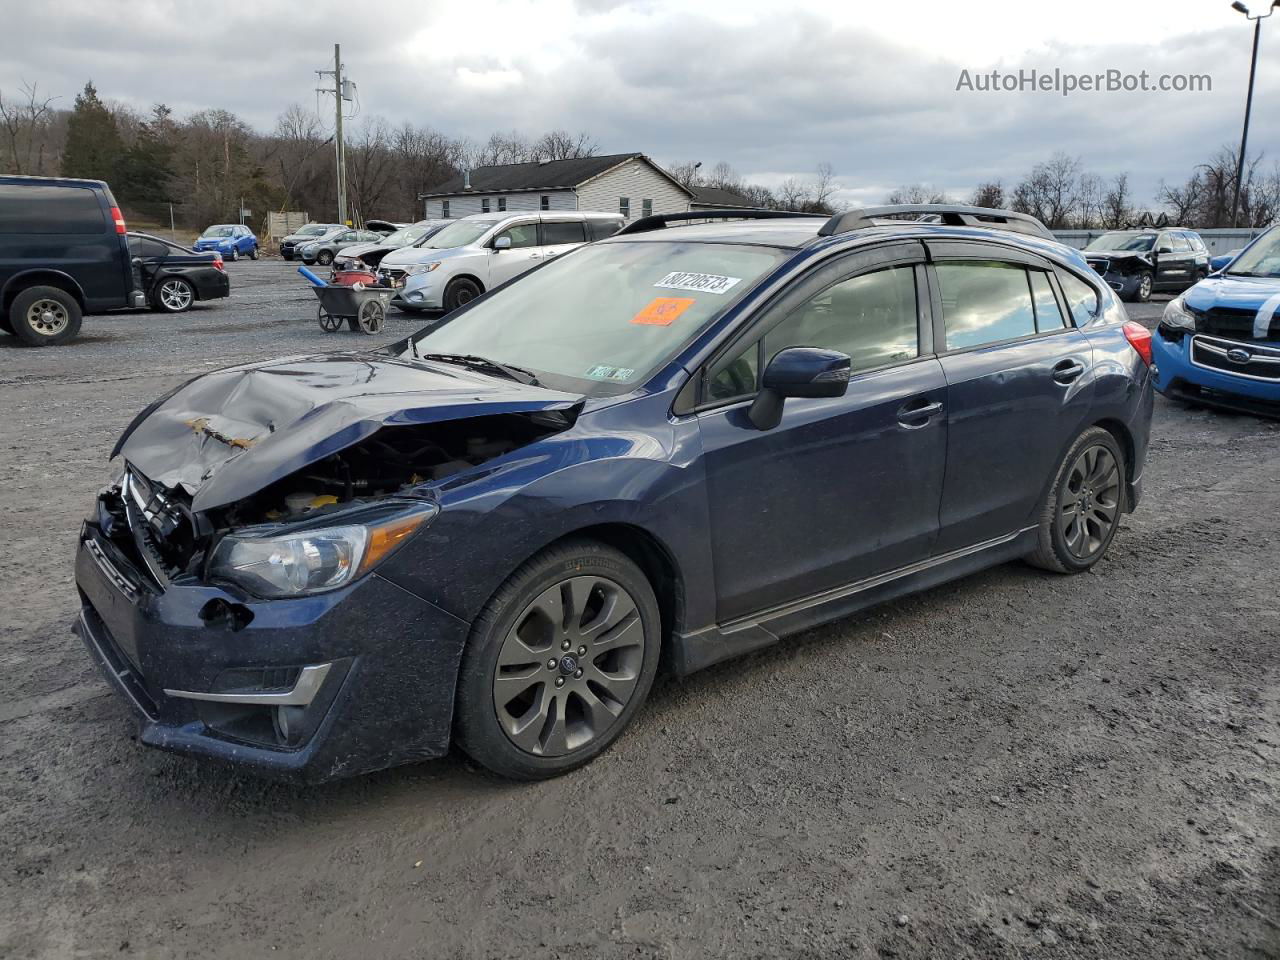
0,175,144,346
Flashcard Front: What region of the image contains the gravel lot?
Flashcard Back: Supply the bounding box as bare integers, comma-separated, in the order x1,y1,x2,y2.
1,259,1277,960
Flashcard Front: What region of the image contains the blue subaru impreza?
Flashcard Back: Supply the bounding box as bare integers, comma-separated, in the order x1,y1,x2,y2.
74,207,1154,782
1153,225,1280,415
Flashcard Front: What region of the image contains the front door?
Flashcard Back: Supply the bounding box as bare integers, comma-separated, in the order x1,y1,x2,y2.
487,221,542,287
926,245,1096,553
697,245,949,622
1154,231,1195,291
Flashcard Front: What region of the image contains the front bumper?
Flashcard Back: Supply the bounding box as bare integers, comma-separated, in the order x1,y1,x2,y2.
1151,326,1280,417
73,502,471,782
395,273,444,310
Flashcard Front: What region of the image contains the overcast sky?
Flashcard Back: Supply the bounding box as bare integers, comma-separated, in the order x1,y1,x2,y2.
2,0,1277,207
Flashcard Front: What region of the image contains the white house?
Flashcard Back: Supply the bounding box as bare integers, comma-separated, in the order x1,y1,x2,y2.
419,153,697,221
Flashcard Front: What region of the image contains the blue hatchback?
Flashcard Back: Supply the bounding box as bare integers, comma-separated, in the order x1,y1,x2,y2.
73,207,1154,782
1152,225,1280,415
192,224,258,261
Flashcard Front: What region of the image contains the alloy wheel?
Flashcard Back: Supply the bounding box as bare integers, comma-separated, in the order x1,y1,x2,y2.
1058,444,1121,560
492,576,645,757
25,298,68,337
1138,273,1152,300
159,280,193,312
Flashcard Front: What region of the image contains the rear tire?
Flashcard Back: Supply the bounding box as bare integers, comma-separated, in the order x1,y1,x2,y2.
151,277,195,313
1025,427,1126,574
229,247,239,262
316,250,334,266
455,540,662,780
9,286,83,346
443,277,481,312
248,246,259,261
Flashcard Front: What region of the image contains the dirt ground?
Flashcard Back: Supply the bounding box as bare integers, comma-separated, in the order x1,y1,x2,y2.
1,260,1277,959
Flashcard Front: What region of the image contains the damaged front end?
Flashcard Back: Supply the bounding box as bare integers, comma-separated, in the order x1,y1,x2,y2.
104,352,584,593
74,352,585,777
1085,252,1153,298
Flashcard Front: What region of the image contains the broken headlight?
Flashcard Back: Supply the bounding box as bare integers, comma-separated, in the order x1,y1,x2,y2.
209,503,437,598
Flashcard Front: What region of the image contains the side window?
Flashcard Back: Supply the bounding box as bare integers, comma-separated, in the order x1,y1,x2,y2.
619,197,630,218
1170,233,1192,253
591,219,624,240
541,221,586,245
706,266,919,402
0,185,107,234
936,261,1037,350
129,236,168,258
1156,233,1173,252
1058,271,1099,326
1190,233,1207,253
1029,271,1066,331
495,223,538,249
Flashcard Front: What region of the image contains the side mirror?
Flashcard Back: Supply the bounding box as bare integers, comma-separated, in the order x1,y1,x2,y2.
1156,245,1173,255
492,236,512,251
748,347,851,430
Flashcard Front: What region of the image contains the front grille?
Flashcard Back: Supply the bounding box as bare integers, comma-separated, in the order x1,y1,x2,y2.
1191,335,1280,382
122,468,200,578
379,267,407,286
1198,307,1279,344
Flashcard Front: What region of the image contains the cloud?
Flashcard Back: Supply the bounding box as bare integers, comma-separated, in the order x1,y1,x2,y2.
1,0,1275,206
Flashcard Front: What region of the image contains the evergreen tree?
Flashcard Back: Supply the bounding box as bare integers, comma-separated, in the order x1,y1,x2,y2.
118,103,176,203
61,81,124,183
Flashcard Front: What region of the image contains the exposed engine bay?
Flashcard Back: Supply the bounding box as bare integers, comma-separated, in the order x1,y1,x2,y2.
107,411,572,583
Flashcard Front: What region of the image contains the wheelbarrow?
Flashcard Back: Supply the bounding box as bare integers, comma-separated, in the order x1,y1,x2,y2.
312,283,393,334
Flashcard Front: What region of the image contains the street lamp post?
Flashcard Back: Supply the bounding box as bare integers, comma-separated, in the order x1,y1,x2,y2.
1229,1,1278,228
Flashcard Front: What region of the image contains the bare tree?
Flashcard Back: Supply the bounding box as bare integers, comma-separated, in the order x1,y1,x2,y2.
1102,173,1134,228
665,160,702,188
1157,173,1203,226
344,117,396,224
885,183,949,204
1011,152,1081,229
970,180,1004,208
0,80,58,174
1075,172,1105,229
531,129,597,161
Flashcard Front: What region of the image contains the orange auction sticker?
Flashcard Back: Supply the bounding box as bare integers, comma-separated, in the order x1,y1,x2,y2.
631,297,696,326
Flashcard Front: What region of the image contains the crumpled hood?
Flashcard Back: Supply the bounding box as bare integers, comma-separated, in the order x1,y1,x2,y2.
1084,250,1151,269
113,352,584,512
337,241,394,259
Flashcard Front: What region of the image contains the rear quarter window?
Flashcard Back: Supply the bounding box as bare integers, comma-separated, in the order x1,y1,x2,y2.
1058,271,1100,326
0,184,107,235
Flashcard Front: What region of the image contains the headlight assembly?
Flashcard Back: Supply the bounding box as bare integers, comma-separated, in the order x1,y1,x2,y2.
1161,296,1197,332
404,262,442,276
209,502,437,598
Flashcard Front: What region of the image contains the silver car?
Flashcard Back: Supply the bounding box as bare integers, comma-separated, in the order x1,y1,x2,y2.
377,212,625,312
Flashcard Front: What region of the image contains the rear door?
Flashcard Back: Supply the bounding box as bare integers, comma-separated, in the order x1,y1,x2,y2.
1155,231,1194,290
538,218,588,262
926,242,1094,553
696,241,949,621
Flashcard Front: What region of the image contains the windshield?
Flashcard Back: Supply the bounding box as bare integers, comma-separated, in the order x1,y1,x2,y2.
420,220,496,249
1086,233,1154,252
201,226,235,238
1226,228,1280,278
403,241,786,394
297,224,330,237
382,225,431,246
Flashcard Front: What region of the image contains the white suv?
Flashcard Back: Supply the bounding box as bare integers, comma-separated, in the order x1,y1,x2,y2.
377,211,625,313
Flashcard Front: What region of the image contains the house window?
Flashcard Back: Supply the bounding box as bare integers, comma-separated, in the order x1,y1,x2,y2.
619,197,630,217
498,197,506,212
442,200,450,218
481,198,490,213
642,199,653,217
540,195,550,210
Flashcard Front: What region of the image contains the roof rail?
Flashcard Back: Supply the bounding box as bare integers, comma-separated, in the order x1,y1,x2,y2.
818,204,1054,240
615,209,826,236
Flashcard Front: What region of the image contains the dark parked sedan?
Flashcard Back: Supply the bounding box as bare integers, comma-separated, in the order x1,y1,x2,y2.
127,232,229,313
75,205,1153,783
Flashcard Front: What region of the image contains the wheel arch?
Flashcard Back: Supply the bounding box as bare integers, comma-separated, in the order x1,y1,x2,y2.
2,270,87,314
1093,416,1135,483
446,272,486,294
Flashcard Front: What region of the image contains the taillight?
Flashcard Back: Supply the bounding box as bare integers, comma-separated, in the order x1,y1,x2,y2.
1122,321,1152,366
212,255,225,271
109,206,127,234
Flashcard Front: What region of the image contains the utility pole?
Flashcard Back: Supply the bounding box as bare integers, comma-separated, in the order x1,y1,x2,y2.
316,44,350,225
1228,1,1277,228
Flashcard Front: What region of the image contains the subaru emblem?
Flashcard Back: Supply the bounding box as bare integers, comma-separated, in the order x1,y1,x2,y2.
1226,348,1251,364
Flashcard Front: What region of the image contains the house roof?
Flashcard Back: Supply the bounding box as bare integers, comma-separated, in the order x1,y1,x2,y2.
688,185,754,208
418,153,693,199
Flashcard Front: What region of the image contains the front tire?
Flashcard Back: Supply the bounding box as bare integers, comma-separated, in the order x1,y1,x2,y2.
1026,427,1126,574
248,246,259,260
1126,271,1153,303
9,286,83,346
443,277,481,312
455,540,662,780
229,247,239,262
316,250,334,266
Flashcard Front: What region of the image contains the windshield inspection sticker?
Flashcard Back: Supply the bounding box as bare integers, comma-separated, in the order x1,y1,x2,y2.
631,297,696,326
655,271,742,295
586,364,636,382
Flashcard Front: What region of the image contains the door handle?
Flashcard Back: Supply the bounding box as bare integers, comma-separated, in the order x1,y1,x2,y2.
1052,359,1086,384
896,399,943,427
